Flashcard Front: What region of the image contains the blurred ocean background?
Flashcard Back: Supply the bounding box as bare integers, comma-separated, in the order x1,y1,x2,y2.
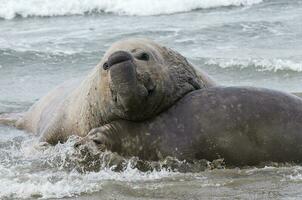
1,0,302,199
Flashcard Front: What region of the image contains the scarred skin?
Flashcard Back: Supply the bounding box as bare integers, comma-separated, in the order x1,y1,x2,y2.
7,38,215,144
81,86,302,166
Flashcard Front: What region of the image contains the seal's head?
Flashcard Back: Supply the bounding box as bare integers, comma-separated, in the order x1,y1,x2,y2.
98,38,211,121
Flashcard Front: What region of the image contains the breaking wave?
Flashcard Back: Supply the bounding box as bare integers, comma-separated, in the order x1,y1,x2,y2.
0,0,263,19
205,58,302,72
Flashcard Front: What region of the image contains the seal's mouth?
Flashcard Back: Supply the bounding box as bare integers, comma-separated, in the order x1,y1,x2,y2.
105,51,156,118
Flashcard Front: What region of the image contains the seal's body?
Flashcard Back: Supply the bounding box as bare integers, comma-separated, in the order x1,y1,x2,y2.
9,38,215,144
85,87,302,166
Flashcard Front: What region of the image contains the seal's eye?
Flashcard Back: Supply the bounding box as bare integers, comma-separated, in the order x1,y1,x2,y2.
135,52,150,61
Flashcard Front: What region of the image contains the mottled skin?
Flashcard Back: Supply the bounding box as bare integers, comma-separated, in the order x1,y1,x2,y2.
9,38,215,144
82,87,302,166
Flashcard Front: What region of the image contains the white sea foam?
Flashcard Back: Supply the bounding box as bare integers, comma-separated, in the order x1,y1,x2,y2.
286,173,302,181
205,58,302,72
0,0,263,19
0,136,179,199
0,166,178,199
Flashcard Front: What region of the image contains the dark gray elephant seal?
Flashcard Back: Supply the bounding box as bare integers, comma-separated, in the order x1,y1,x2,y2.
2,38,215,144
81,87,302,166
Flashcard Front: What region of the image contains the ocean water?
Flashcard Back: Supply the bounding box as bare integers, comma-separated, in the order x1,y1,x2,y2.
1,0,302,199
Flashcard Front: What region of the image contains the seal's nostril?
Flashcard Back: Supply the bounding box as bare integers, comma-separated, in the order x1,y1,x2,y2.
103,62,109,70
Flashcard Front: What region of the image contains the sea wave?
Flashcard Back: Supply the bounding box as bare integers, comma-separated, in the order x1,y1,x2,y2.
0,0,263,19
205,58,302,72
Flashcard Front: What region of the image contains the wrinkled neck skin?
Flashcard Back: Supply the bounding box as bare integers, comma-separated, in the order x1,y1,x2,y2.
153,48,215,115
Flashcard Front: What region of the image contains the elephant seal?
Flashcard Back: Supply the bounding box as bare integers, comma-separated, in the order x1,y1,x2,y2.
80,86,302,166
6,38,215,144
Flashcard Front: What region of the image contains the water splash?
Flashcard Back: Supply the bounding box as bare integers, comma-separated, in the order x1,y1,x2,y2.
0,134,215,199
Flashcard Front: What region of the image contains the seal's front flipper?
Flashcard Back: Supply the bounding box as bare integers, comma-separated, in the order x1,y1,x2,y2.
0,112,23,127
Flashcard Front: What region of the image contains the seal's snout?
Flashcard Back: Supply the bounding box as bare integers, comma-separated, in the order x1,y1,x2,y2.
103,51,133,70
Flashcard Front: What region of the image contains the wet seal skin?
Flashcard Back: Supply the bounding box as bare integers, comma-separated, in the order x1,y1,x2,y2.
3,38,215,144
79,86,302,166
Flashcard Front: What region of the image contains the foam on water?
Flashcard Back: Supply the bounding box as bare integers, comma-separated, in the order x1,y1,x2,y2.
205,58,302,72
0,0,263,19
0,166,178,199
0,134,181,199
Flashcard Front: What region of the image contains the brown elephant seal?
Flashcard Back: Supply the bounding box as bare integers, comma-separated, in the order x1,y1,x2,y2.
79,86,302,166
4,38,215,144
